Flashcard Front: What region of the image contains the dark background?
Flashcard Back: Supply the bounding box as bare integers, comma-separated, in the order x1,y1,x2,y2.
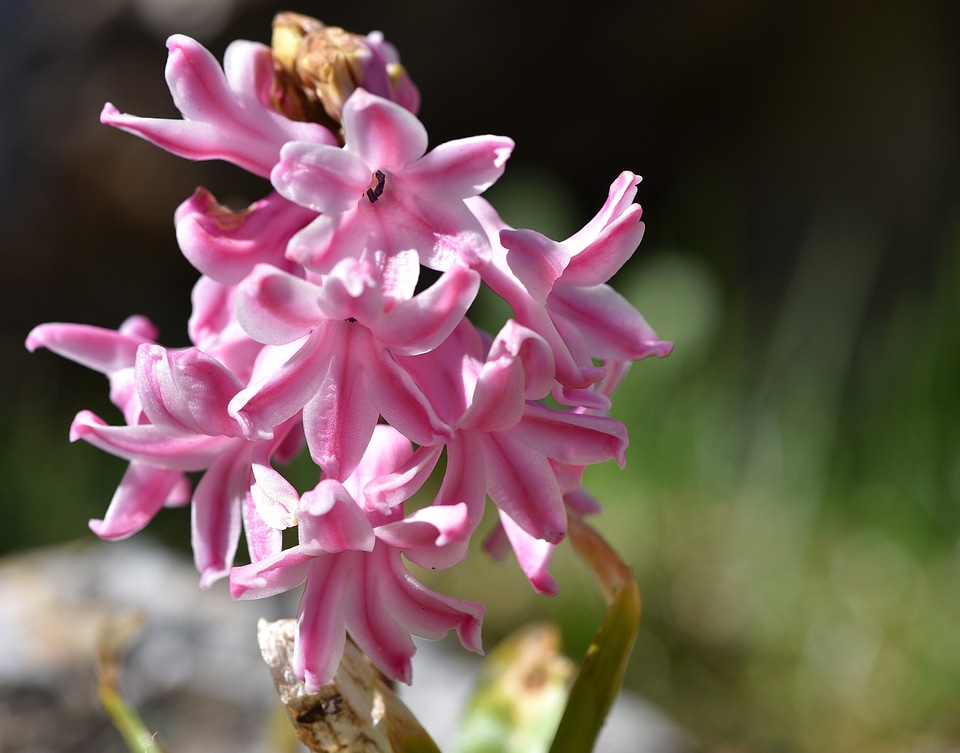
3,1,959,750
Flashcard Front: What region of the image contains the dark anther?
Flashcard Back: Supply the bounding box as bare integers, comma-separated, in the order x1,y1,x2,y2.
296,693,344,723
366,170,386,203
345,317,357,323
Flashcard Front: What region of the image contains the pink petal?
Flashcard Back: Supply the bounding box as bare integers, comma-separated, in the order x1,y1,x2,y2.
88,462,185,540
70,411,228,470
249,462,299,529
512,403,629,468
271,141,371,213
550,283,674,362
497,228,570,304
377,546,485,655
372,263,480,355
102,37,334,177
559,204,644,286
461,322,554,433
297,556,351,691
481,431,567,544
342,89,428,168
499,510,558,596
230,546,314,599
192,446,248,588
236,266,325,345
343,551,418,684
362,343,452,448
242,489,282,562
299,480,376,554
404,135,514,198
433,433,489,529
361,443,442,513
175,188,314,284
374,502,472,570
26,321,152,374
563,171,641,253
228,328,332,440
136,345,244,437
301,324,380,481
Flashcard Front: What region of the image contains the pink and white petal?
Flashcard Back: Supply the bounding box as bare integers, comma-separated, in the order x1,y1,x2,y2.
229,328,332,440
497,229,570,304
250,462,300,529
100,105,263,173
285,210,370,273
512,403,629,468
165,36,335,172
192,446,248,588
237,265,325,345
136,345,244,437
70,411,227,470
375,502,472,571
342,89,428,168
550,283,673,362
221,38,274,102
242,489,283,562
563,171,641,254
297,556,350,691
404,136,514,198
461,321,555,432
373,264,480,355
361,443,442,513
362,345,453,448
229,545,314,600
301,326,380,481
481,431,567,544
299,480,375,554
434,433,488,529
389,188,491,270
312,257,383,323
26,322,150,374
559,205,644,286
272,141,370,213
377,547,484,655
551,383,613,412
88,462,184,540
175,188,313,284
348,425,414,494
344,551,418,684
499,510,558,596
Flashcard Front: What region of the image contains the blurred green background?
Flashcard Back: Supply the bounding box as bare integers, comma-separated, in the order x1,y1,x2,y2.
2,0,959,750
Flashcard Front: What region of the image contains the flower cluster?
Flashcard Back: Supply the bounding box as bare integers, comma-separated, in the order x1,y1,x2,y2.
27,14,671,691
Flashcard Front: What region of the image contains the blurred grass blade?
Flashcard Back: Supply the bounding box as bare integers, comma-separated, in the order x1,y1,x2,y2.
547,517,641,753
451,624,575,753
96,614,168,753
258,618,442,753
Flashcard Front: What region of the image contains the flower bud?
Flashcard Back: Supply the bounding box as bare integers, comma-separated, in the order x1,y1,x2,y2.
270,13,420,132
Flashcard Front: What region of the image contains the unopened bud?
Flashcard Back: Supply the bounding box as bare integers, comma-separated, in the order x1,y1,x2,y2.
270,13,419,133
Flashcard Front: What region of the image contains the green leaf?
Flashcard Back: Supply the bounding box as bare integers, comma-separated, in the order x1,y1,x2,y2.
547,518,642,753
96,615,169,753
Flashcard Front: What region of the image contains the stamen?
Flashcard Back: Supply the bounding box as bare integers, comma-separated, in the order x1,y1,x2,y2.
366,170,386,203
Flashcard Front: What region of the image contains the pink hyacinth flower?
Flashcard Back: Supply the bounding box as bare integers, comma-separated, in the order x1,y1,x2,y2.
68,340,304,586
25,318,193,539
470,171,673,396
101,35,336,177
231,426,482,690
398,319,629,594
228,258,478,479
271,89,514,273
